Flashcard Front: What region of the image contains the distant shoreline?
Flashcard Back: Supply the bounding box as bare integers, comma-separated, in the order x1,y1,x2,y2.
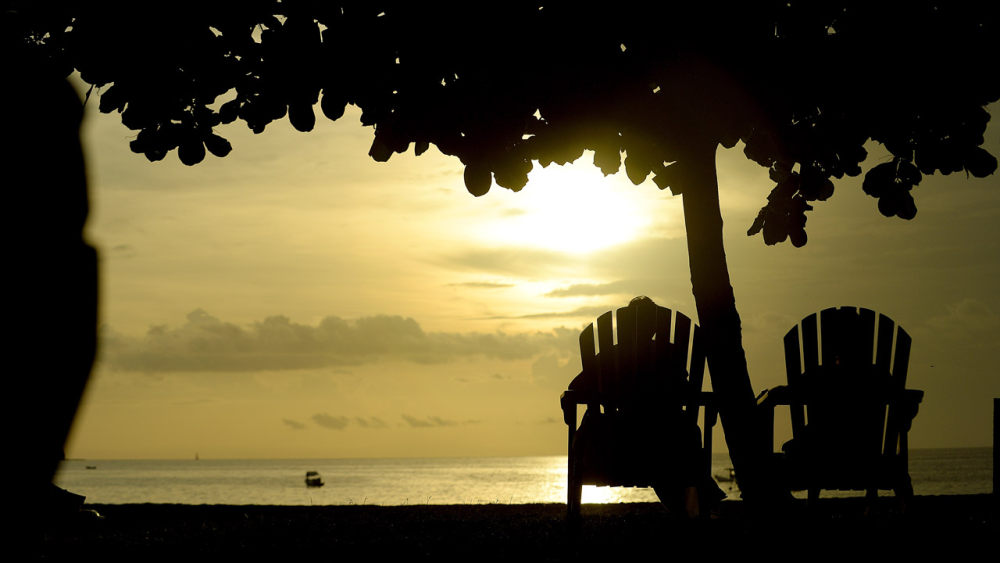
32,495,997,560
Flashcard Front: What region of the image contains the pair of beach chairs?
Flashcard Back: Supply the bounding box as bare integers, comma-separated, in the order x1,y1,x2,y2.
560,299,923,516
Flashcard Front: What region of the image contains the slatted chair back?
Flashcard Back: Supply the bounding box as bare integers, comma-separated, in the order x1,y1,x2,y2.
570,298,705,428
783,306,912,485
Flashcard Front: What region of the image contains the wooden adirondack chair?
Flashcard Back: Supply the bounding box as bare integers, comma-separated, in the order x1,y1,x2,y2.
559,297,717,518
757,306,923,504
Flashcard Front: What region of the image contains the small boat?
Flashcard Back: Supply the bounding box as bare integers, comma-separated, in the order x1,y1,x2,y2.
305,470,324,487
85,465,97,470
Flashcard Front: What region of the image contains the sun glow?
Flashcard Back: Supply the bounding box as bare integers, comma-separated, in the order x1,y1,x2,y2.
479,157,659,254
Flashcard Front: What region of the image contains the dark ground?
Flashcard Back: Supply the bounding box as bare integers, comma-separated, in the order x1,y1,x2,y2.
26,495,997,562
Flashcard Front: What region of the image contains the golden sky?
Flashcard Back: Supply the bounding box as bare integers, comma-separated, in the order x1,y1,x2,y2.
65,78,1000,459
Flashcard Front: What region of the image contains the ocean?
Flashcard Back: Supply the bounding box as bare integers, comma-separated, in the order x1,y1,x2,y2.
55,448,993,506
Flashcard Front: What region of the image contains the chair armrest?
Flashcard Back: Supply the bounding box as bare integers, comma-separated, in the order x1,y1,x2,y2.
560,389,587,425
560,388,593,407
890,388,924,430
902,389,924,404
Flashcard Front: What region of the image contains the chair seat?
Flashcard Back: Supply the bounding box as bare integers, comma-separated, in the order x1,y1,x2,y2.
573,410,703,488
774,446,911,492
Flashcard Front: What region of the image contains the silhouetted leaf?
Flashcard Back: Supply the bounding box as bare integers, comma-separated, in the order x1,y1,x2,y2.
144,147,167,162
898,193,917,220
204,133,232,157
877,191,901,217
897,160,921,188
288,102,316,132
652,164,683,194
494,157,532,191
218,99,240,124
747,210,765,236
463,164,492,197
964,147,998,177
624,151,653,185
319,89,346,122
762,215,787,245
593,144,622,176
178,140,206,166
369,136,392,162
789,227,807,248
98,85,124,113
862,162,895,198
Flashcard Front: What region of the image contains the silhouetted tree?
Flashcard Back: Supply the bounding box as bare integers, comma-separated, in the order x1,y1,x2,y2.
10,1,998,502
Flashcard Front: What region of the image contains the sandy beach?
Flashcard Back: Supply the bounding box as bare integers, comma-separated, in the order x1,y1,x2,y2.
28,495,996,561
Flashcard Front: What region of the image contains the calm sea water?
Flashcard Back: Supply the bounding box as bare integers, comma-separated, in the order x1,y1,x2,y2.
55,448,993,506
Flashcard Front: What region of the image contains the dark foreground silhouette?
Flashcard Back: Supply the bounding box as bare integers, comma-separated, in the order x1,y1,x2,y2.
4,26,97,525
28,496,998,561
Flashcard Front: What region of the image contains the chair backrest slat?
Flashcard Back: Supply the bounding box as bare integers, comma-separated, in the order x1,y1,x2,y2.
875,314,895,374
596,311,616,405
634,298,656,383
801,313,819,377
883,326,912,456
616,305,637,401
579,323,598,408
892,328,911,389
783,327,805,436
686,324,706,427
856,308,877,368
819,307,841,369
673,312,691,376
654,306,673,386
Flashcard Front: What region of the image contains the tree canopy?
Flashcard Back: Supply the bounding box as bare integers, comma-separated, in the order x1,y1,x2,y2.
10,0,998,247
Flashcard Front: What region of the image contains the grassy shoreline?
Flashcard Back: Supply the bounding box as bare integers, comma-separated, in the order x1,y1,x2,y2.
32,495,997,561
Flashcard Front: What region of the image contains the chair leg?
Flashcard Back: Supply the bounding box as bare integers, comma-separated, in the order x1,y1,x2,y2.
894,473,914,514
864,487,878,517
567,456,582,521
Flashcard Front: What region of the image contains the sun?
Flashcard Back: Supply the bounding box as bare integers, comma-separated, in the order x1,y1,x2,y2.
478,155,659,254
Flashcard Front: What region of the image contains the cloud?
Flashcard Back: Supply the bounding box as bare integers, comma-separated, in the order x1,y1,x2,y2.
545,280,640,297
101,309,576,372
486,305,612,320
531,353,577,386
312,413,350,430
355,416,388,429
923,299,1000,348
401,415,479,428
402,415,455,428
440,247,576,278
110,244,137,258
926,299,999,331
448,281,515,289
282,418,306,430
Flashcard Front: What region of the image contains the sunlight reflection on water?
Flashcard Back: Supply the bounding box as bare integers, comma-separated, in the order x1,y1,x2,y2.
55,449,987,505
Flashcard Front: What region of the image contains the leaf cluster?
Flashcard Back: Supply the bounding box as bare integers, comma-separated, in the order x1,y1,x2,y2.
8,1,998,246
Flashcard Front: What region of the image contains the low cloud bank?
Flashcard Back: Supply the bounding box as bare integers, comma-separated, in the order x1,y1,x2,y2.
102,309,576,372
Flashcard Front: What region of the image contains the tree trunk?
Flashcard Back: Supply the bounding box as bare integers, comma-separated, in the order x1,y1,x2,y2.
678,141,771,502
